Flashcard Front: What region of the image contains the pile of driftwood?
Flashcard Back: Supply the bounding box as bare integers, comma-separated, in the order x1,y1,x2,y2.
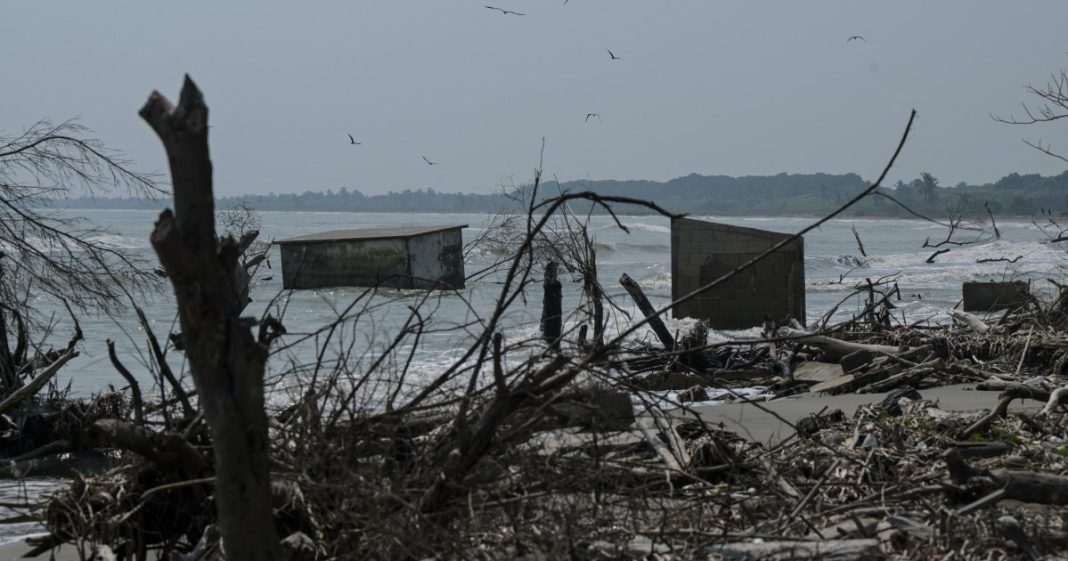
10,271,1068,560
617,269,1068,408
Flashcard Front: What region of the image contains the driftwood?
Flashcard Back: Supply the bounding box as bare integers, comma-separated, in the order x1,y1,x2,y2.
1040,385,1068,415
996,516,1041,561
856,358,943,394
947,309,990,333
958,385,1052,440
620,273,675,351
812,358,938,396
0,345,78,417
945,450,1068,506
706,538,882,561
93,419,207,478
778,327,899,358
106,339,144,425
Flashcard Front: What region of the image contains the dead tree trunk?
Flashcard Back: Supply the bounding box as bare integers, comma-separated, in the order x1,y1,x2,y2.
140,76,282,561
620,273,675,351
541,262,562,350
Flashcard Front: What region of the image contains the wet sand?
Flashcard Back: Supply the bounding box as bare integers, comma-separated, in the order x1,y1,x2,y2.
686,383,1038,445
0,539,78,560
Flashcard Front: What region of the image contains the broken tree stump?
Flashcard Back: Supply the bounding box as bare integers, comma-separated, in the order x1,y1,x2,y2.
141,76,282,561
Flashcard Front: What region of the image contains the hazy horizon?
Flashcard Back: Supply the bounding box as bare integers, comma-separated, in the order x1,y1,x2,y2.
3,2,1067,197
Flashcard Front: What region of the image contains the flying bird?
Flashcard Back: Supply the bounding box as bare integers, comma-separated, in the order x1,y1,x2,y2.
846,35,867,42
422,155,438,165
585,113,601,123
485,5,525,15
607,49,621,60
347,134,362,145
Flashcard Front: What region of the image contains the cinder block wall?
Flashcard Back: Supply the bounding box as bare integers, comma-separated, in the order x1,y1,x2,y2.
671,218,805,329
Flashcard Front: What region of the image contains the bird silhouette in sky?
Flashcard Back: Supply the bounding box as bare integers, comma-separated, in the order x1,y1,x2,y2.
485,5,525,15
607,49,621,60
347,134,362,145
847,35,867,42
586,113,601,123
422,155,438,165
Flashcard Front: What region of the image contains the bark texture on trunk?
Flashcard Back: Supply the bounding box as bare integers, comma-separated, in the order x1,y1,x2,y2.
140,76,281,561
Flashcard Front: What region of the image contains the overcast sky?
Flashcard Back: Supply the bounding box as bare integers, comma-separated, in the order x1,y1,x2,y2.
3,2,1067,197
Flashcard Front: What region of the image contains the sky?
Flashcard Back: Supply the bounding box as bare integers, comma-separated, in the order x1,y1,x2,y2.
2,1,1067,197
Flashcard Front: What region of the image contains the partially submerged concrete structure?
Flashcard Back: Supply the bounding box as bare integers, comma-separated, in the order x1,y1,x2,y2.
962,281,1030,312
671,218,804,329
278,225,467,290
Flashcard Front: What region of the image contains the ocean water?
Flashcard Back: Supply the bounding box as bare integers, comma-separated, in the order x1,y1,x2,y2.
2,209,1064,545
25,209,1062,396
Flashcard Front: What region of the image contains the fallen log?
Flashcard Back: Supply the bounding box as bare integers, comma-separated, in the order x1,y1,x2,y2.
0,345,78,417
778,327,899,359
1040,385,1068,416
945,450,1068,507
92,419,208,478
958,386,1052,440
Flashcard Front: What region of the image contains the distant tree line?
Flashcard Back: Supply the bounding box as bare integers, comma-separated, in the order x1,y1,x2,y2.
52,170,1068,218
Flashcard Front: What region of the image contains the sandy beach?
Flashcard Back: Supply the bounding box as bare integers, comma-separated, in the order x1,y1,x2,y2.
685,383,1041,445
0,540,78,560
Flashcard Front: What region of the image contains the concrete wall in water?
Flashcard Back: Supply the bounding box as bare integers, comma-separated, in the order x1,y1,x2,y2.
280,238,409,289
408,229,465,289
962,281,1030,311
671,218,804,329
279,227,466,290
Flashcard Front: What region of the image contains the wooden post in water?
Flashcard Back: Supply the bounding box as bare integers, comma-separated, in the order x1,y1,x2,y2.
620,273,675,351
541,262,562,350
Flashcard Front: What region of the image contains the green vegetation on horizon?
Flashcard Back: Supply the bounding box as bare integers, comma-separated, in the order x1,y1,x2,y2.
56,170,1068,218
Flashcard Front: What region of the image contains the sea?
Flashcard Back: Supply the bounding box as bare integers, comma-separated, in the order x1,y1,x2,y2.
25,209,1065,395
0,209,1064,544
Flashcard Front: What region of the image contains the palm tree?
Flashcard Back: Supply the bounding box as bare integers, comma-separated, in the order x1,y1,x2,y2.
918,172,939,202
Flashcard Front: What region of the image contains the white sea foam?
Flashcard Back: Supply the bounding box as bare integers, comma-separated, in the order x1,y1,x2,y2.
624,222,672,234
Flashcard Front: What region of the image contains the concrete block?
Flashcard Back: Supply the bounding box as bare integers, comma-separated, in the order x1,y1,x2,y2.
672,218,804,329
962,281,1030,312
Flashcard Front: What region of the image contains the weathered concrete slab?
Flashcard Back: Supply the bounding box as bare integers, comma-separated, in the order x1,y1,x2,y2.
794,361,844,383
962,281,1030,312
683,384,1042,445
808,373,856,395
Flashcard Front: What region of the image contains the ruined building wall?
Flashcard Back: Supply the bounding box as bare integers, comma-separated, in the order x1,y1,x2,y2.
671,218,805,329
